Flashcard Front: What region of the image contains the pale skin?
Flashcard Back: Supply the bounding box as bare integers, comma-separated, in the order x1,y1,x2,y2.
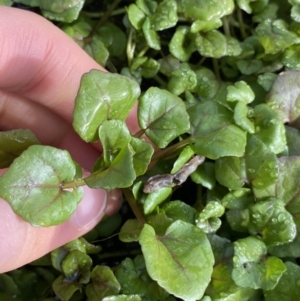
0,7,140,273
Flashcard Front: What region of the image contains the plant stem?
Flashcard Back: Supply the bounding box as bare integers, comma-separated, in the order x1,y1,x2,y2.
82,7,126,18
97,248,141,261
212,58,221,82
122,188,146,225
133,129,145,138
222,16,231,36
90,0,122,37
126,27,135,67
61,179,86,189
153,74,167,88
194,185,204,211
152,137,190,161
236,7,247,39
137,46,150,57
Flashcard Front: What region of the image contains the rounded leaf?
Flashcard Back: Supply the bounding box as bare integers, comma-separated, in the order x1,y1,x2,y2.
0,145,83,226
139,221,214,301
73,70,140,142
138,87,190,148
232,237,286,290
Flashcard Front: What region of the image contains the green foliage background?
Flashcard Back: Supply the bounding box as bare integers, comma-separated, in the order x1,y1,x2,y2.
1,0,300,300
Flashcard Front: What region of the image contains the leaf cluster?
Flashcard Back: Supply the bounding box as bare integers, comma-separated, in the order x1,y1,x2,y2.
2,0,300,300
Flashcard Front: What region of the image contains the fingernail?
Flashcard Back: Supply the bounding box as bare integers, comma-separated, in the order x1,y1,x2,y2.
69,187,107,230
105,189,123,216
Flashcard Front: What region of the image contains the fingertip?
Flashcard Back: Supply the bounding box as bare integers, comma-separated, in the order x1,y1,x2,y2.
68,186,108,231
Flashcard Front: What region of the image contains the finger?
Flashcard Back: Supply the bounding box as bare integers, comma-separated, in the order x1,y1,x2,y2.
0,91,100,170
0,7,108,123
0,187,122,273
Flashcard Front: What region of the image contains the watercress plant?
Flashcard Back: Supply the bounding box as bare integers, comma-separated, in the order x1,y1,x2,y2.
2,0,300,301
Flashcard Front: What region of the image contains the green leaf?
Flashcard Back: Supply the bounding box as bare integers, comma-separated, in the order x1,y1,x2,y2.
103,296,142,301
52,275,81,301
158,55,180,76
207,265,260,300
79,237,102,254
138,87,190,148
233,102,255,134
188,101,247,159
39,0,85,23
268,234,300,258
179,0,234,21
232,237,286,290
115,256,156,299
226,209,250,232
222,188,254,210
12,0,40,6
136,0,157,15
84,144,135,189
198,201,225,219
195,201,224,233
266,70,300,128
127,4,146,30
227,81,255,104
131,57,148,72
162,200,197,224
190,18,222,33
120,67,142,85
0,145,83,227
171,146,195,173
245,135,278,189
62,250,92,285
143,187,172,214
193,67,220,100
257,157,300,231
291,4,300,22
257,72,277,91
253,104,286,154
195,30,241,58
190,162,216,189
85,266,120,301
285,125,300,156
141,58,160,78
142,17,161,50
84,37,109,67
139,221,214,301
169,26,196,62
208,234,233,264
151,0,178,31
236,0,256,13
282,44,300,70
248,198,296,246
167,64,197,95
236,59,263,75
51,239,86,272
102,23,127,58
146,212,174,235
215,156,246,189
73,70,140,142
0,129,40,168
62,20,91,46
255,20,300,54
0,274,20,296
98,120,131,165
119,219,143,242
0,0,12,6
130,137,154,176
264,262,300,301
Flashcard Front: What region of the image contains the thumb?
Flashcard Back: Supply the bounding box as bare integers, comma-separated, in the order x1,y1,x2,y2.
0,186,121,273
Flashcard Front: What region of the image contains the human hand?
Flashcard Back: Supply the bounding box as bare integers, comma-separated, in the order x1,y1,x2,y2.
0,7,137,273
